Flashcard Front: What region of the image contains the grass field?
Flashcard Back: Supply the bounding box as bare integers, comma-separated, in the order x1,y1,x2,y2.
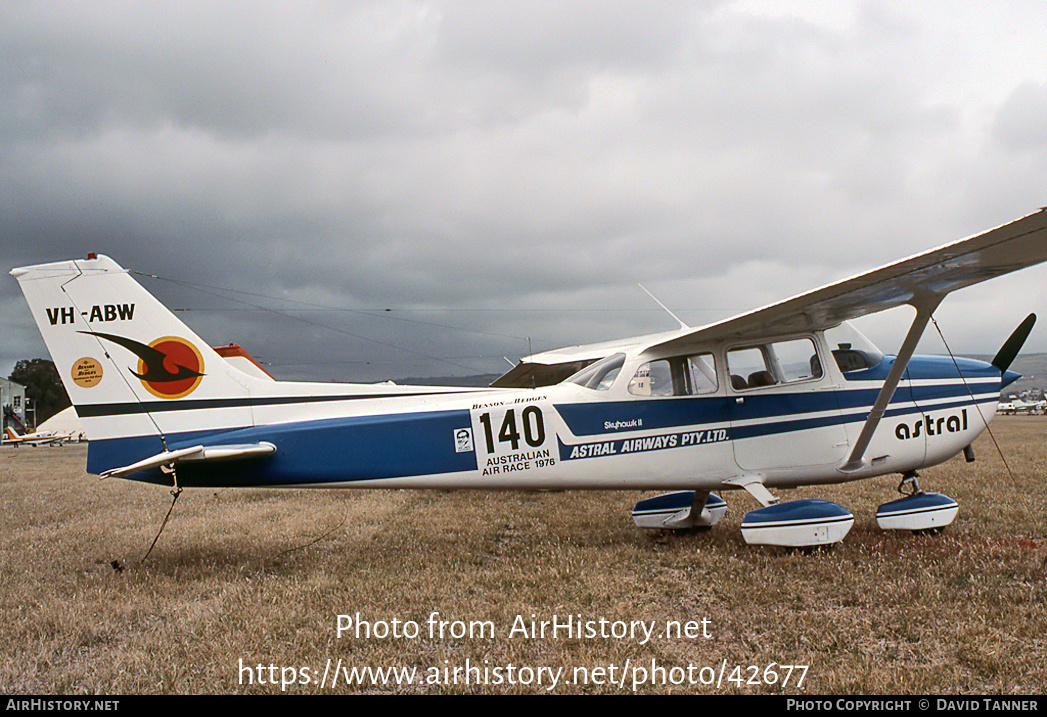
1,417,1044,694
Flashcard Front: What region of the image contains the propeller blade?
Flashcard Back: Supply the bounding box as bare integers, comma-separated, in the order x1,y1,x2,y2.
992,313,1036,372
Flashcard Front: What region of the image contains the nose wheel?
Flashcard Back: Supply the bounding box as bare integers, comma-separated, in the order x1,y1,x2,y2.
877,471,958,532
897,470,922,496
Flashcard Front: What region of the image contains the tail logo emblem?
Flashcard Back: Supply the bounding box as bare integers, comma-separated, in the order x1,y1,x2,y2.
82,332,205,399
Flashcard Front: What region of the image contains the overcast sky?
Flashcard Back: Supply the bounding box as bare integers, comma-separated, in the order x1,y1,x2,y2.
3,1,1046,383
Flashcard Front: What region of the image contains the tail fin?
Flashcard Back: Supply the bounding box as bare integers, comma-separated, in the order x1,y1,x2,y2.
11,256,261,457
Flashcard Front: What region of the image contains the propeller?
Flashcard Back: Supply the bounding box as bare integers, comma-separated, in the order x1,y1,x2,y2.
991,313,1036,373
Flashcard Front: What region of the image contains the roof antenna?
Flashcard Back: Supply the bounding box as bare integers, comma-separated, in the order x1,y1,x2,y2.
637,284,688,330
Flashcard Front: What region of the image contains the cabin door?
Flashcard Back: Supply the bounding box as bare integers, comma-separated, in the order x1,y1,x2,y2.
726,338,849,471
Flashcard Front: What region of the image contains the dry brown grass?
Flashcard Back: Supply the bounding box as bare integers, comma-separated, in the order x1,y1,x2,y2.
1,417,1044,694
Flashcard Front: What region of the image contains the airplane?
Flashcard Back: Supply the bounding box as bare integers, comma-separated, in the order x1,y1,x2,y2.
998,397,1046,415
3,426,71,447
9,208,1047,547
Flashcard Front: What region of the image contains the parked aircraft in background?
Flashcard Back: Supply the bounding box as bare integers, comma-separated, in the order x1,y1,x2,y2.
10,209,1047,547
998,397,1046,415
3,426,71,446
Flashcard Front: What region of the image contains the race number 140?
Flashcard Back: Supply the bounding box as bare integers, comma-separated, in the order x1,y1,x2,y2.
477,407,545,454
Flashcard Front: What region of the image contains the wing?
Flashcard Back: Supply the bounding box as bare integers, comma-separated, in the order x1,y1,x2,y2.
646,208,1047,356
493,209,1047,388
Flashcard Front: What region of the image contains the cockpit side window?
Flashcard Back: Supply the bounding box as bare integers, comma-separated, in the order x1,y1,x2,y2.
772,338,823,383
728,338,822,390
727,346,773,390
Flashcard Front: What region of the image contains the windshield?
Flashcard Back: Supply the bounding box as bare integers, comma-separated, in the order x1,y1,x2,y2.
824,322,884,372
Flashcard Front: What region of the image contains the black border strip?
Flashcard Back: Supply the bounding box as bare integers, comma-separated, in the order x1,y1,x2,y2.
76,390,485,418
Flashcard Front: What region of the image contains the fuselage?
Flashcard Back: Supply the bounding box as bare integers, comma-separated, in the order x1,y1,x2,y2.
93,328,1009,492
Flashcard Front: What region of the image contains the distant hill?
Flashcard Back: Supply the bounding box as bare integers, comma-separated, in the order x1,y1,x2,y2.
966,352,1047,398
393,374,502,388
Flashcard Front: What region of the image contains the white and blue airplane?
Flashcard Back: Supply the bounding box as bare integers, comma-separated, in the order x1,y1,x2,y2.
10,209,1047,547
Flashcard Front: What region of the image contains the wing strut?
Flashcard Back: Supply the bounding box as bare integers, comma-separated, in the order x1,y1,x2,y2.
839,295,942,473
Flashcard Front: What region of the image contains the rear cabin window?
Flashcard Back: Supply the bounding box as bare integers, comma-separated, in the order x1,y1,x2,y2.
628,353,718,396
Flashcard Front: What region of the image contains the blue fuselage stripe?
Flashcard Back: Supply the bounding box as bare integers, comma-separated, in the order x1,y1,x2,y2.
88,409,477,487
552,381,998,439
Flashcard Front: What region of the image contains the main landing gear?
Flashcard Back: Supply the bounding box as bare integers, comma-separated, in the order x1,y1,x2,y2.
631,490,727,530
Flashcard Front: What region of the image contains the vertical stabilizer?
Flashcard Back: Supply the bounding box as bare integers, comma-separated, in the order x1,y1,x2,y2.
11,256,260,458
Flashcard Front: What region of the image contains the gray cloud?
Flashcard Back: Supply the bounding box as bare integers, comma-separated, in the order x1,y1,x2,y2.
3,1,1047,382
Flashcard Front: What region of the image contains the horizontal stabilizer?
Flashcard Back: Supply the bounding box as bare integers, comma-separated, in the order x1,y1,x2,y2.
102,442,276,478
